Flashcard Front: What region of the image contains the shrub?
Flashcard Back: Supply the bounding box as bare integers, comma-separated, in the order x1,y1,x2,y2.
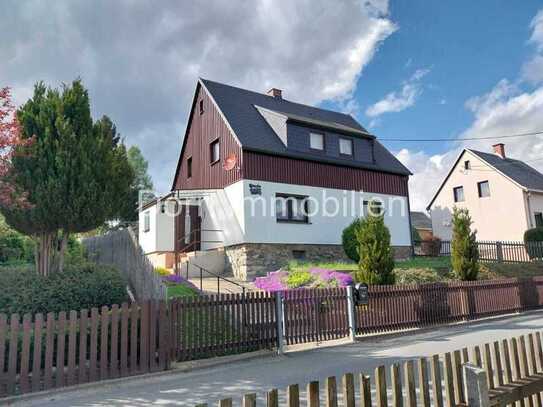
342,218,364,262
155,266,171,276
524,227,543,259
354,210,395,285
394,268,441,284
451,207,479,281
411,227,422,244
0,216,34,264
0,263,128,315
286,270,313,288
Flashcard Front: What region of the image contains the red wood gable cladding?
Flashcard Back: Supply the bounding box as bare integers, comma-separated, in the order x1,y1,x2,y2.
173,86,242,190
173,83,408,197
242,151,409,196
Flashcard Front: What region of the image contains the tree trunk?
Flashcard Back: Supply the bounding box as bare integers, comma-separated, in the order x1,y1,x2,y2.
36,231,55,277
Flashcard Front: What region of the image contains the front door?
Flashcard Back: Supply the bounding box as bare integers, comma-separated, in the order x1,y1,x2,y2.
176,204,201,252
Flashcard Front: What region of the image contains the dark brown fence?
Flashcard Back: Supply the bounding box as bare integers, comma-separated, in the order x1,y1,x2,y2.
282,288,349,345
356,277,543,335
0,301,171,398
433,239,543,263
170,292,278,361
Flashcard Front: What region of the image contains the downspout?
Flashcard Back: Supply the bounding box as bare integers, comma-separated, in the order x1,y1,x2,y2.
406,177,414,258
525,190,533,229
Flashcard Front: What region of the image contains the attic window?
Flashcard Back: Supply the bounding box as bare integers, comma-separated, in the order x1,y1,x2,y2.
187,157,192,178
310,132,324,151
143,211,150,233
464,160,470,170
339,138,353,156
210,139,220,164
199,100,204,115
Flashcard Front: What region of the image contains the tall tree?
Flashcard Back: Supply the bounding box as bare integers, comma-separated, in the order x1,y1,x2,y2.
0,80,134,276
451,207,479,281
0,87,31,209
117,146,154,222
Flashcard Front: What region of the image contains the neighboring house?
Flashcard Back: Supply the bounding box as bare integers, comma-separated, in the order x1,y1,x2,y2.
410,211,433,241
140,79,412,280
428,143,543,241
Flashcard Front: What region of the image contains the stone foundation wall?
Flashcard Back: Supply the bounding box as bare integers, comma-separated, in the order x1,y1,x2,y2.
224,243,412,281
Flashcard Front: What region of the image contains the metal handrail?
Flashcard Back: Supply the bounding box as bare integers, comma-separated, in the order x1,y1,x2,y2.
189,262,247,295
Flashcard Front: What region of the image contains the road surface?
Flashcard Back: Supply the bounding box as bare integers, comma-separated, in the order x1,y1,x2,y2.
15,311,543,406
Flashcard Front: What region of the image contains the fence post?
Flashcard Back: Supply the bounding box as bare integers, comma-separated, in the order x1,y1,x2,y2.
464,363,490,407
346,286,356,342
275,292,285,355
496,241,504,263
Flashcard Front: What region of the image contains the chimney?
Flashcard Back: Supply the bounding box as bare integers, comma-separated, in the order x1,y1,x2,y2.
267,88,282,99
493,143,506,159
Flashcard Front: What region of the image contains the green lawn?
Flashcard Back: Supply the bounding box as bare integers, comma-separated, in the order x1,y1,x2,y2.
394,256,451,270
166,283,199,299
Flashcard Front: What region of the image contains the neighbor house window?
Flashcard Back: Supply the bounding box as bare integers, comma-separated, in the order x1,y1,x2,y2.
199,100,204,115
309,132,324,150
453,186,464,202
464,160,471,170
535,212,543,227
143,211,150,232
339,138,353,156
477,180,490,198
275,193,309,223
187,157,192,178
210,139,220,163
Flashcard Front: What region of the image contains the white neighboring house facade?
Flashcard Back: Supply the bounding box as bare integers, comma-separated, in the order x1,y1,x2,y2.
139,79,413,281
428,143,543,242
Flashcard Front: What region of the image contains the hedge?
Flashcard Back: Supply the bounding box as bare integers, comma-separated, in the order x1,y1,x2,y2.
0,262,129,316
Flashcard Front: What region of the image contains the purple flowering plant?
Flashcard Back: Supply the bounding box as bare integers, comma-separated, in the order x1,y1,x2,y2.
254,268,353,292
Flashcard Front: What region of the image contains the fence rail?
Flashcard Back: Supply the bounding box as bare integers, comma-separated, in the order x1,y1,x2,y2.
203,330,543,407
3,277,543,399
82,228,167,301
431,239,543,263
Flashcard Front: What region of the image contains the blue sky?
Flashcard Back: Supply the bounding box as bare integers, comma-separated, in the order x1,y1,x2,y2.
325,0,542,155
2,1,543,210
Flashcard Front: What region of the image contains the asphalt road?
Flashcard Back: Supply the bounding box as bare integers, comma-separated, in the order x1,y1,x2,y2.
12,311,543,407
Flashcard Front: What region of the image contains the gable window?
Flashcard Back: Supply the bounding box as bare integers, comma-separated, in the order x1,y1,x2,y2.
453,186,464,202
143,211,150,233
339,138,353,156
535,212,543,227
187,157,192,178
309,132,324,151
477,180,490,198
464,160,471,170
210,139,220,164
275,193,309,223
199,100,204,115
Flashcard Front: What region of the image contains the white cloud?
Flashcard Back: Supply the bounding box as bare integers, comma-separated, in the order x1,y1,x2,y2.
1,0,396,193
365,68,430,117
402,8,543,212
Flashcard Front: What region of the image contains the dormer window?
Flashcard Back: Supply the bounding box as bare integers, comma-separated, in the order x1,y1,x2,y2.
310,132,324,151
339,138,353,156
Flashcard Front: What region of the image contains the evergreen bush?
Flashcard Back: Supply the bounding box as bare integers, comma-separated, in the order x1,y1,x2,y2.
451,207,479,280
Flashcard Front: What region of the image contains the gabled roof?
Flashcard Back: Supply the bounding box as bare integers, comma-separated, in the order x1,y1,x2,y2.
200,79,411,176
426,148,543,210
410,211,432,229
468,149,543,192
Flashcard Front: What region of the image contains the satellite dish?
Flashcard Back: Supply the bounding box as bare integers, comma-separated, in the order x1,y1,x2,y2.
223,153,238,171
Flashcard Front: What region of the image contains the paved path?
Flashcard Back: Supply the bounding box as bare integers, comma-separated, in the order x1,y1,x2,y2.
16,311,543,407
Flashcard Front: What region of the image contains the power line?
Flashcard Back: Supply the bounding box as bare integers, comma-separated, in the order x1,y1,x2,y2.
379,130,543,142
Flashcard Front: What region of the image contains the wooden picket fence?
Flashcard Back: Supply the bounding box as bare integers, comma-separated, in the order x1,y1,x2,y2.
205,330,543,407
170,292,278,362
356,278,543,335
0,301,171,398
282,289,349,345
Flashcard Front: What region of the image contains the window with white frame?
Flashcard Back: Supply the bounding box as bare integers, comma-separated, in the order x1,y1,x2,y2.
275,193,309,223
453,186,464,202
477,180,490,198
210,139,220,163
339,138,353,156
143,211,150,232
309,132,324,150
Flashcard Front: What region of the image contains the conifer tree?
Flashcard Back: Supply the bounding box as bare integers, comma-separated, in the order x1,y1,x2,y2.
451,207,479,280
0,80,134,275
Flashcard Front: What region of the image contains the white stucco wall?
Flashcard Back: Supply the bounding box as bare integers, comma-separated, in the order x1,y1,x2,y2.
527,191,543,229
239,179,411,246
429,150,530,241
138,200,175,254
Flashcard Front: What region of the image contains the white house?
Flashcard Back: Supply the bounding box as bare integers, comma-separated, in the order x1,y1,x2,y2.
428,143,543,241
140,79,413,280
